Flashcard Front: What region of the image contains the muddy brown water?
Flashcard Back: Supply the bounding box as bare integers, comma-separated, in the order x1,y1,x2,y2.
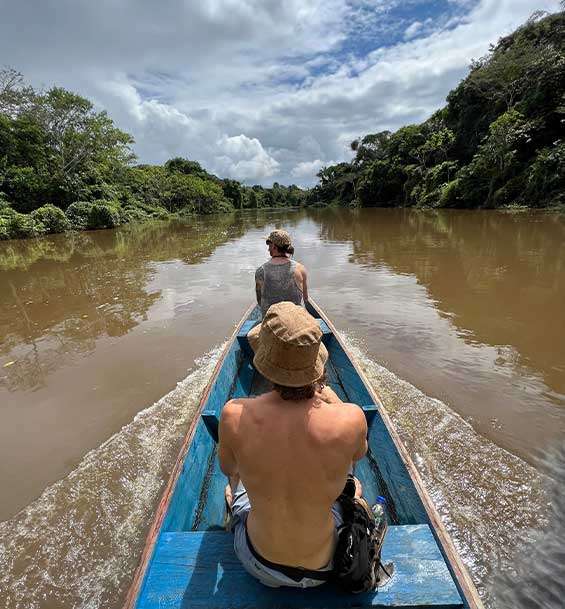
0,208,563,608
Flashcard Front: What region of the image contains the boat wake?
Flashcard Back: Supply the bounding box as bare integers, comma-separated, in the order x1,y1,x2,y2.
493,445,565,609
0,345,226,609
341,335,551,608
0,336,553,609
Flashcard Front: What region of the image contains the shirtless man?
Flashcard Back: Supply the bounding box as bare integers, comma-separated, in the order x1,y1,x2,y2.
255,230,308,317
219,302,367,588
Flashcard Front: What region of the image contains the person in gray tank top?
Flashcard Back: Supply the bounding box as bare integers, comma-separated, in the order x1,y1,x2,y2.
255,230,309,317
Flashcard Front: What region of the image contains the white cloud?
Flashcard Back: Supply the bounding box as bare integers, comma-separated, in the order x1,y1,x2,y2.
0,0,560,185
215,135,280,181
404,21,424,40
404,17,435,41
291,159,338,180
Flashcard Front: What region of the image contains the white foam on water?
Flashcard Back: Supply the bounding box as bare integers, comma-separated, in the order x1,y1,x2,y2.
493,446,565,609
339,334,550,607
0,344,225,609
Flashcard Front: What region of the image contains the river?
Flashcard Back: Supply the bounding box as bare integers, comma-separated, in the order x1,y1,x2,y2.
0,208,563,608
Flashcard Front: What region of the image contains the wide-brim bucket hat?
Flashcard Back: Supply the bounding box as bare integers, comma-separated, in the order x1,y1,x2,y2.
250,302,328,387
265,229,292,250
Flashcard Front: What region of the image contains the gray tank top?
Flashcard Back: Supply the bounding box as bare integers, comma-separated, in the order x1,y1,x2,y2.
256,259,303,317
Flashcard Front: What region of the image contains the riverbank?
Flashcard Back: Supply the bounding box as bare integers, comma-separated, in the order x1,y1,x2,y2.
3,196,564,244
0,200,304,242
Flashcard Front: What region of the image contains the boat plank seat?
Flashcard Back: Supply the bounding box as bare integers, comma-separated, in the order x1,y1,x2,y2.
137,525,463,609
237,318,332,355
202,405,379,443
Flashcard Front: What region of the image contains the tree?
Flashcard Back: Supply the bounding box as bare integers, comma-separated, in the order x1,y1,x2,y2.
416,128,455,167
352,131,392,166
0,75,136,210
248,188,258,209
222,179,244,209
311,11,565,211
32,88,135,189
0,68,36,117
459,109,534,206
164,157,211,180
0,68,309,238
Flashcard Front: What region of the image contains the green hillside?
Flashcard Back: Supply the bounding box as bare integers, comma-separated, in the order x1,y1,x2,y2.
307,11,564,210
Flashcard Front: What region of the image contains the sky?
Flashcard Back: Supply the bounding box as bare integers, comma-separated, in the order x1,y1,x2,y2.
0,0,560,186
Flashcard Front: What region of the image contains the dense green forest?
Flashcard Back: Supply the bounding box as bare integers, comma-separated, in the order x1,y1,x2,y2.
306,10,564,210
0,72,304,240
1,11,563,241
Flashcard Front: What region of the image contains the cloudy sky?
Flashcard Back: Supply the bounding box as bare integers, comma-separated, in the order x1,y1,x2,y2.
1,0,560,186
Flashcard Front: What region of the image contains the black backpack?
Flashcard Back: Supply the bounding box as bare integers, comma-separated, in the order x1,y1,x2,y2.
332,492,394,593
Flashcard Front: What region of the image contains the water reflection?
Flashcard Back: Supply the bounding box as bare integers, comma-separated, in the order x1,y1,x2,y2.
2,207,563,452
0,215,257,391
316,208,565,399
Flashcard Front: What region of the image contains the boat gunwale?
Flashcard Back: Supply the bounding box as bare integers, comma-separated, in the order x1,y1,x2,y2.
122,303,256,609
308,298,484,609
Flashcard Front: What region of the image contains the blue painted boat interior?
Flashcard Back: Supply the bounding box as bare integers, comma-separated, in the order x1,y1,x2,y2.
134,305,470,609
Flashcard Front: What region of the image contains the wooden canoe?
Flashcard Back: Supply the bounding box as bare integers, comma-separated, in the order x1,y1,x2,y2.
124,300,484,609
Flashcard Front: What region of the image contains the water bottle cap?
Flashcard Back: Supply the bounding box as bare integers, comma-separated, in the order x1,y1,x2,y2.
376,495,387,506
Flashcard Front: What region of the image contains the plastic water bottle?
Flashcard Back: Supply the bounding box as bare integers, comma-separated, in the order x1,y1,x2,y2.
371,496,388,544
371,496,395,587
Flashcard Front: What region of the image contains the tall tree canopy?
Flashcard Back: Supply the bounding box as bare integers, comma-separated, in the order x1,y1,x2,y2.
307,10,564,211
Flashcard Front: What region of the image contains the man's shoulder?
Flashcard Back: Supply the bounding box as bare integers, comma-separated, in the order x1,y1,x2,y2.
220,398,243,424
329,400,364,417
222,397,245,413
222,394,265,417
255,261,267,278
331,403,367,454
323,401,367,431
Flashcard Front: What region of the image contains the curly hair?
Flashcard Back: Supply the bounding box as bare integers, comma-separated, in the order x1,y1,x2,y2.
272,372,326,401
272,382,316,401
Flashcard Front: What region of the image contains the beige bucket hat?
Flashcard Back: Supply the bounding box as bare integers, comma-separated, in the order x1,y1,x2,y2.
266,229,292,250
249,302,328,387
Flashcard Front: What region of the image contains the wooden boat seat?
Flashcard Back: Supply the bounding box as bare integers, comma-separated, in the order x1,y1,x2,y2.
202,404,379,443
237,318,332,355
136,524,463,608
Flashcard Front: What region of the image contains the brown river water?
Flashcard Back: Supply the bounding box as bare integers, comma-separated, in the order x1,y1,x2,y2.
0,208,564,608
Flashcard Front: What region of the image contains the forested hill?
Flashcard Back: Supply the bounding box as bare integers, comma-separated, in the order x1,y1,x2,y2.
307,11,565,210
0,74,304,240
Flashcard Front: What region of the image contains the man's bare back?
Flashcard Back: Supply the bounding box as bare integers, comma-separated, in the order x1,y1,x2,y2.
219,388,367,570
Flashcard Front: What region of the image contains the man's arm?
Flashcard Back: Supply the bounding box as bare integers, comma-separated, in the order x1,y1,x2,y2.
255,267,264,307
218,400,240,477
351,406,368,462
301,266,309,303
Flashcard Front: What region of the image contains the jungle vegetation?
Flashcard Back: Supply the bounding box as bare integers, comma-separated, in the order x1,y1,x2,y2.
0,72,304,240
306,10,564,210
